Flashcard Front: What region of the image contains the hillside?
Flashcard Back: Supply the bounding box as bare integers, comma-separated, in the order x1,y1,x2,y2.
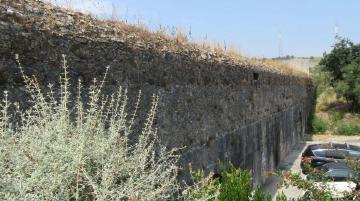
276,57,321,74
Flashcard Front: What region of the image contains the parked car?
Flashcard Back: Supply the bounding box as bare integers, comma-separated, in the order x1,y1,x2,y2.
320,161,357,172
307,162,360,182
305,163,359,199
300,143,360,174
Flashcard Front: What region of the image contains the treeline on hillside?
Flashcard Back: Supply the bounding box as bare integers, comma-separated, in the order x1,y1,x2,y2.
314,37,360,112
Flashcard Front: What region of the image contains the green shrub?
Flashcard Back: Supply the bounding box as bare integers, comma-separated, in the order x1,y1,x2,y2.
218,163,253,201
251,187,272,201
182,163,272,201
311,116,328,133
335,120,360,135
275,192,288,201
0,55,180,200
181,163,271,201
218,163,271,201
319,38,360,111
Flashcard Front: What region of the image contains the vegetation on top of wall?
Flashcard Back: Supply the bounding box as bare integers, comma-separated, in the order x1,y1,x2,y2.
1,0,306,76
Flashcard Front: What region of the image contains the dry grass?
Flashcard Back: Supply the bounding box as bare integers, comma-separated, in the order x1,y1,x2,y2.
7,0,306,76
311,87,360,135
316,88,340,112
175,27,188,45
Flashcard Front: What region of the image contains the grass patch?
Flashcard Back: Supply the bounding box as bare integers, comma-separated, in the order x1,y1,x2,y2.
315,87,337,112
311,88,360,135
311,115,328,133
335,119,360,136
329,111,345,123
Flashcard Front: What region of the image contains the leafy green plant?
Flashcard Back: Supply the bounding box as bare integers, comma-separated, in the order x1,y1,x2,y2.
338,58,360,111
182,163,272,201
218,163,252,201
0,55,180,200
311,116,328,133
251,187,272,201
275,191,288,201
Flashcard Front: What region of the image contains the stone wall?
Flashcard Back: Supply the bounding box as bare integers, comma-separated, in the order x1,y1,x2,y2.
0,0,314,185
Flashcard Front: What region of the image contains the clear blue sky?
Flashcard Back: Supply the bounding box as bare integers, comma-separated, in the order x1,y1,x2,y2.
51,0,360,58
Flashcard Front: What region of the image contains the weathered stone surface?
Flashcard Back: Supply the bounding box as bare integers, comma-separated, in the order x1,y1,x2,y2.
0,0,314,185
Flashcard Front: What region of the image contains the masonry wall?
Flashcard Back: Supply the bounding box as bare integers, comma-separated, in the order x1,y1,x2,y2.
0,1,314,186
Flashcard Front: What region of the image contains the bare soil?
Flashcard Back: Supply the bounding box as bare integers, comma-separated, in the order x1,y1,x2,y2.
305,134,360,142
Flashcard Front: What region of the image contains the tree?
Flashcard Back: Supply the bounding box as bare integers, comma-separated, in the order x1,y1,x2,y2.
319,38,360,111
336,57,360,110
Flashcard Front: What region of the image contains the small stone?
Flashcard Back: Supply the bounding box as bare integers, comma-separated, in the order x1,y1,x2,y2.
6,8,14,15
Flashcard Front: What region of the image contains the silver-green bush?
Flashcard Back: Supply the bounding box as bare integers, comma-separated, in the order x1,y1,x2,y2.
0,55,180,200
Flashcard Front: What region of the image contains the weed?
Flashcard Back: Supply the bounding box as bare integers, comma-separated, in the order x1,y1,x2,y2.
311,116,328,133
182,162,272,201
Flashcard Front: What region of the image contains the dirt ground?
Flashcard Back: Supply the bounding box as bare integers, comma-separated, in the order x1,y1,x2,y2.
305,134,360,142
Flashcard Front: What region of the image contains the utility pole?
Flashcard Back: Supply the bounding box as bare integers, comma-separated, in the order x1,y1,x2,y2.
334,23,340,43
278,31,283,58
111,3,118,21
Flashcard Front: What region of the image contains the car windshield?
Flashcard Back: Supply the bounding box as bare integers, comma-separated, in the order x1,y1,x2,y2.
312,143,333,149
331,143,348,149
313,149,348,159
